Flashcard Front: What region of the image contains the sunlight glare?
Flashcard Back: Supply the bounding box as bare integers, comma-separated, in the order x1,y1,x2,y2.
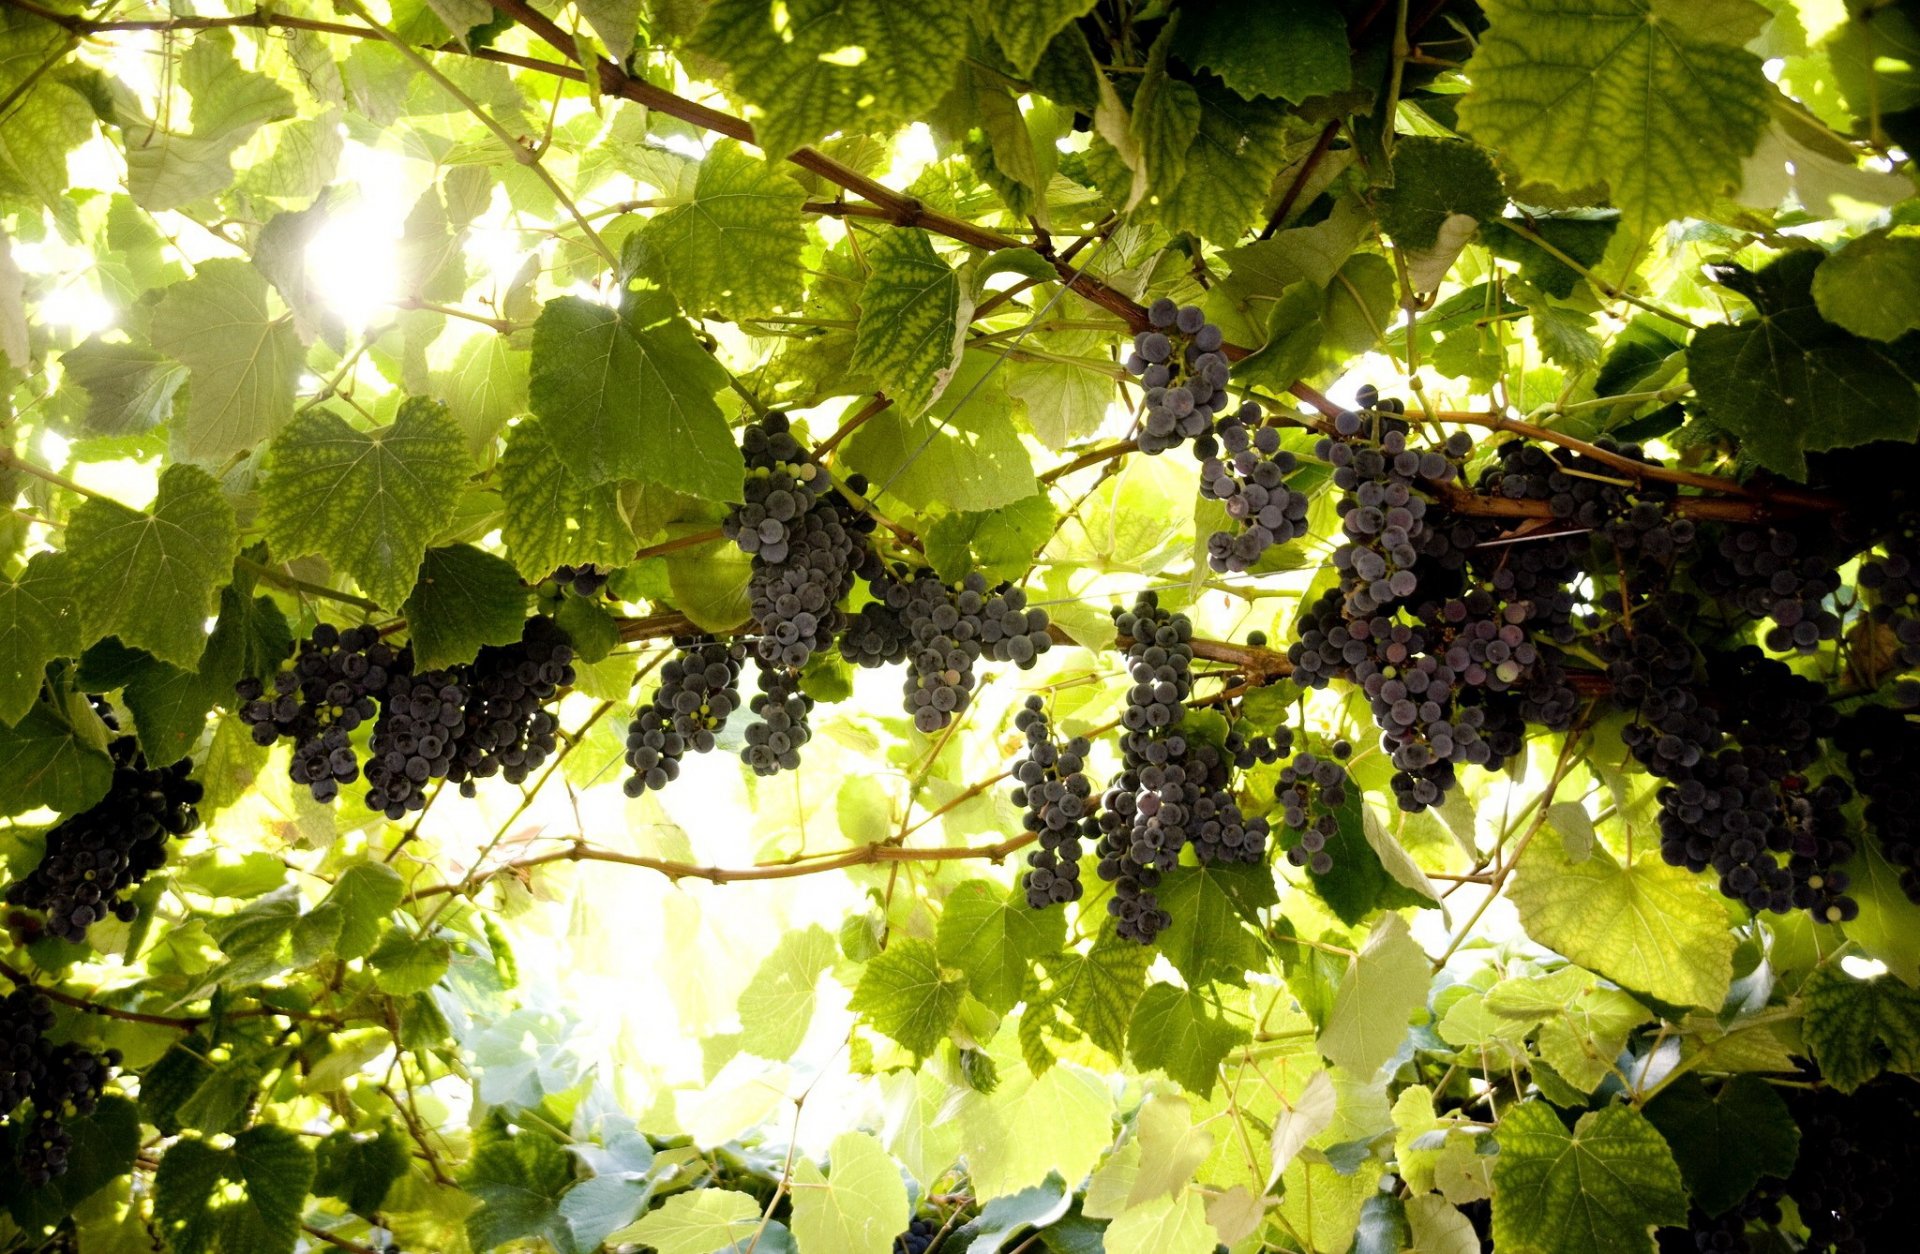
307,201,402,333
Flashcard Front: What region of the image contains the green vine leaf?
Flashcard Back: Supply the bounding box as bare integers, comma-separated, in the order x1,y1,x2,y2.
495,421,633,582
461,1121,580,1254
1317,913,1431,1079
1127,983,1247,1096
152,1125,317,1254
692,0,971,159
527,296,743,500
1049,926,1153,1059
1508,832,1735,1011
1811,229,1920,342
1689,251,1920,479
1642,1076,1798,1217
1801,965,1920,1093
639,140,809,319
260,396,472,609
850,228,968,417
788,1131,909,1254
850,938,967,1058
63,463,239,669
1170,1,1351,104
58,337,189,437
737,924,839,1061
149,259,305,464
1489,1101,1687,1254
980,0,1098,76
400,544,529,669
1457,0,1772,239
0,551,80,726
1378,138,1509,250
936,880,1067,1015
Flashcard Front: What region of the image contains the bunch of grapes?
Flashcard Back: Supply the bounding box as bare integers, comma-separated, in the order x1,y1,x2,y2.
0,988,120,1186
237,624,404,804
5,735,203,942
1657,1182,1785,1253
888,570,1052,734
1276,746,1351,876
1114,593,1193,748
1860,515,1920,671
363,668,466,820
1783,1079,1920,1252
1698,522,1846,652
894,1217,940,1254
623,639,746,795
1837,705,1920,904
1200,402,1309,571
839,597,913,668
445,616,577,792
741,664,813,777
1123,300,1232,455
546,564,610,598
1011,697,1096,908
727,414,877,670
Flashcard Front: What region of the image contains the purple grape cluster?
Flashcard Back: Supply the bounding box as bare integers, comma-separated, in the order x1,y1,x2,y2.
741,663,813,777
237,624,402,804
445,616,576,792
1699,523,1845,652
547,564,611,597
1837,705,1920,904
727,414,878,670
0,988,120,1186
1277,746,1351,876
1124,300,1232,455
1012,697,1095,908
5,735,202,942
364,668,467,820
623,639,745,795
1783,1079,1920,1252
861,570,1051,734
1861,516,1920,670
1200,402,1308,571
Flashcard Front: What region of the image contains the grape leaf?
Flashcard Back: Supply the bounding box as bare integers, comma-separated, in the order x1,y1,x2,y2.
692,0,970,159
369,930,452,996
1318,913,1431,1078
293,863,403,965
150,259,305,463
312,1125,409,1218
462,1122,580,1254
851,228,968,417
1642,1076,1797,1217
0,19,96,207
152,1126,317,1254
1127,983,1247,1096
1811,229,1920,342
0,552,79,726
925,495,1057,585
436,333,529,454
1509,833,1735,1010
640,141,809,319
1148,76,1297,245
610,1188,762,1252
1170,1,1350,104
1103,1192,1215,1254
527,296,743,500
495,421,633,582
936,880,1066,1014
123,583,290,765
63,463,239,669
840,352,1037,512
957,1062,1114,1202
401,545,528,669
1,1095,140,1231
981,0,1098,75
849,938,966,1058
737,924,838,1060
1800,965,1920,1093
788,1131,909,1254
58,337,188,437
1456,0,1771,240
123,31,294,212
1049,927,1153,1058
1490,1101,1686,1254
260,396,470,609
1378,138,1508,250
1154,861,1273,987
